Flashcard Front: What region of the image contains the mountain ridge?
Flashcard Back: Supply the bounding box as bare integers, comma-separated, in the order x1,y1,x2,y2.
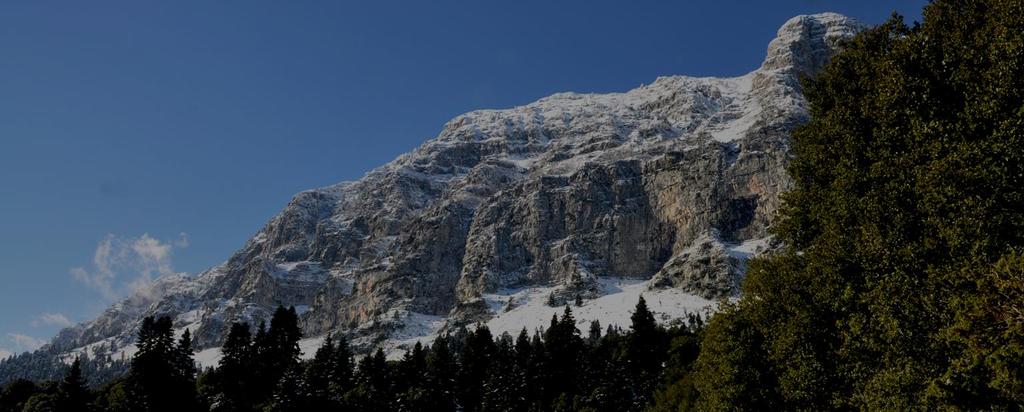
3,12,864,379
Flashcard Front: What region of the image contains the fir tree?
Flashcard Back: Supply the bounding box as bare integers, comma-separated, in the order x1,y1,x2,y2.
128,316,196,412
690,1,1024,408
626,295,666,409
214,322,254,412
456,325,494,412
424,335,457,411
328,335,354,400
304,335,335,410
56,358,90,412
587,320,602,346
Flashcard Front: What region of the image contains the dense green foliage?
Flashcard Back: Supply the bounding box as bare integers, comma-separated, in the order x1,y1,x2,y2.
688,0,1024,409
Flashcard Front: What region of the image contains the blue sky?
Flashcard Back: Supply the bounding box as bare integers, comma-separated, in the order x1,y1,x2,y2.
0,0,927,357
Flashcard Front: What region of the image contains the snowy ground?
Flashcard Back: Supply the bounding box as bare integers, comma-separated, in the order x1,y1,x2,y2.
378,277,717,359
189,277,719,367
483,277,715,338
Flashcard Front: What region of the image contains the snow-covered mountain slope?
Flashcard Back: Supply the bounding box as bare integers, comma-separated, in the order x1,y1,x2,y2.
21,13,863,371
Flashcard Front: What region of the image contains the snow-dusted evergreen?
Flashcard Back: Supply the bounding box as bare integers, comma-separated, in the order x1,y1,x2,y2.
3,13,863,377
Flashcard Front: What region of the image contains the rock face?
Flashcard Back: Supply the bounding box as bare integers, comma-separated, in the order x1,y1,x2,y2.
38,13,864,359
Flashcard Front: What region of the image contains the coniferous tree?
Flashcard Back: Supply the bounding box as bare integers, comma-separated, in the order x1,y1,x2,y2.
328,335,354,402
688,1,1024,408
587,320,602,346
626,295,666,409
457,325,494,412
214,322,254,412
424,335,457,411
264,366,306,412
252,306,302,409
395,342,428,411
128,316,196,412
0,379,38,412
543,307,583,404
481,333,526,412
304,335,335,410
56,358,90,412
173,329,200,411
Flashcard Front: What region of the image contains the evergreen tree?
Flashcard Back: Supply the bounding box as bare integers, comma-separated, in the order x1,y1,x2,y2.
456,325,494,412
1,379,38,412
349,349,392,411
304,335,335,410
424,335,457,411
395,342,428,411
481,333,526,412
252,306,302,409
173,329,199,411
328,335,354,401
214,322,254,412
690,1,1024,408
587,320,602,346
543,307,583,404
625,296,666,409
56,358,90,412
264,366,306,412
127,316,196,412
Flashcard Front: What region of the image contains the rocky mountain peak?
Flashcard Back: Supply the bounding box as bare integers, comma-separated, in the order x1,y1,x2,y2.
762,13,865,76
6,13,866,378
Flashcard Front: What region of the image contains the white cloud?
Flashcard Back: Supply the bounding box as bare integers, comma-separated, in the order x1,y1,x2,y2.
7,333,45,352
32,312,74,328
174,232,189,248
70,232,189,302
0,348,11,360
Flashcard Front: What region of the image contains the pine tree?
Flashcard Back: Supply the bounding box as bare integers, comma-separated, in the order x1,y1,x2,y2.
304,335,335,410
264,366,306,412
626,295,665,409
395,342,428,411
56,358,90,411
587,320,602,345
252,306,302,409
543,307,583,404
424,335,457,411
329,335,354,400
128,316,194,412
173,329,199,410
215,322,254,412
456,325,494,412
481,333,526,412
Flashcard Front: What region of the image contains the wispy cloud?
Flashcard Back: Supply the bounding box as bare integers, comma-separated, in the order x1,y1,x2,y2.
32,312,74,328
70,233,188,301
6,333,45,352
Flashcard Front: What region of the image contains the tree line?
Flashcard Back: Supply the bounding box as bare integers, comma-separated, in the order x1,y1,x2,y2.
0,299,708,411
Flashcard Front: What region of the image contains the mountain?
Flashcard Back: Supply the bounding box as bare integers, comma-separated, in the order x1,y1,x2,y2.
3,13,864,379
